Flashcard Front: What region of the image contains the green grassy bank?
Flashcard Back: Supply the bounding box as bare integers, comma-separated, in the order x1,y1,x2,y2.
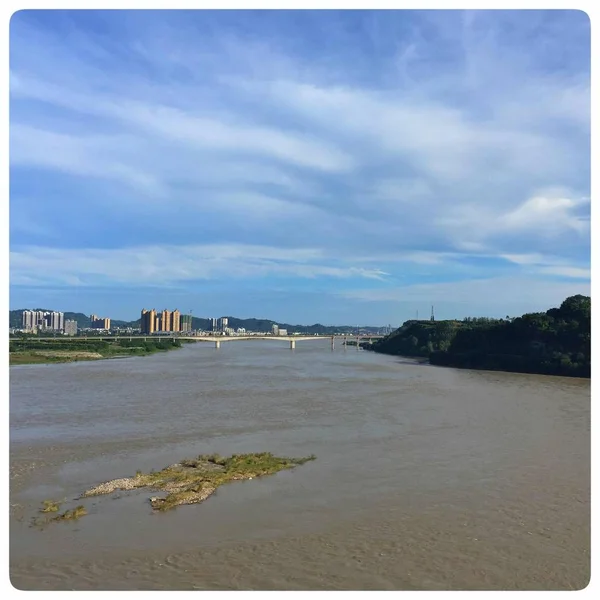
9,337,188,365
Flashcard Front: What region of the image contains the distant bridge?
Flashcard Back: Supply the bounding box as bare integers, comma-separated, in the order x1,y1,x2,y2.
22,334,385,350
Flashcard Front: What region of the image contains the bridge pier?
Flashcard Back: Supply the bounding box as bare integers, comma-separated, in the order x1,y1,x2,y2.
290,340,296,350
356,336,360,350
331,336,335,351
215,340,221,349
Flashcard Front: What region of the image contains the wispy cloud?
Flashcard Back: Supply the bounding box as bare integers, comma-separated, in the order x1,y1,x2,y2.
536,266,591,279
437,189,591,247
10,243,388,287
501,192,589,234
10,124,166,194
340,276,591,314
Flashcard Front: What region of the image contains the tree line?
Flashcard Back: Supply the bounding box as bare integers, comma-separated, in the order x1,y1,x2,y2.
370,295,590,378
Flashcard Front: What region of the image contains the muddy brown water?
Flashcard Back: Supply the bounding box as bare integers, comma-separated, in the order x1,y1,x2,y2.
9,340,590,590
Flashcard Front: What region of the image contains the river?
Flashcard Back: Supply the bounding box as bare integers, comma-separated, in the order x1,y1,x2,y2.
9,340,590,590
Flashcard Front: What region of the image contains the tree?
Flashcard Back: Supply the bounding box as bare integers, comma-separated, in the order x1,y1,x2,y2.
559,295,591,321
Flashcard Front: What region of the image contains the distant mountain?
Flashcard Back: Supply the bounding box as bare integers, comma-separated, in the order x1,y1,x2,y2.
9,309,382,334
218,317,379,335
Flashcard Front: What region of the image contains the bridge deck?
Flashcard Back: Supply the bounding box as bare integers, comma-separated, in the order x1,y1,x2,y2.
18,335,384,342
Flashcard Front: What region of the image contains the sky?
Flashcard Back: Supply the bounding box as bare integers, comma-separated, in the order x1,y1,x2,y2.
8,9,591,326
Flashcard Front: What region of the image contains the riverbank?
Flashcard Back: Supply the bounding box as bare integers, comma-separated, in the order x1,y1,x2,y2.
428,350,591,378
9,338,188,365
365,345,590,378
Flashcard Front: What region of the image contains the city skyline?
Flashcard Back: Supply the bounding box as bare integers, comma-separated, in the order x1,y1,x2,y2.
9,10,590,323
11,305,394,332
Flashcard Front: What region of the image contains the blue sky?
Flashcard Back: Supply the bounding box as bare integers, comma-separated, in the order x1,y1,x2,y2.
9,9,590,325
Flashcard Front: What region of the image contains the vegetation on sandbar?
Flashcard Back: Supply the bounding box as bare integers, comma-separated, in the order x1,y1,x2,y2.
82,452,316,511
9,337,187,365
32,501,87,528
39,499,62,513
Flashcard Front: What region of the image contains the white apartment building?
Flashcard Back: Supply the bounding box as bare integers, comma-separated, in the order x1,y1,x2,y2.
64,319,78,336
22,310,65,332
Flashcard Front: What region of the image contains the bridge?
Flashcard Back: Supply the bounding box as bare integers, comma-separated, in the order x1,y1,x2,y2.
189,335,383,349
22,334,384,350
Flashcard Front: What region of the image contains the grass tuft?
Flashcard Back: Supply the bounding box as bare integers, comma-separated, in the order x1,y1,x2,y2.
54,505,87,521
40,499,61,513
32,503,87,528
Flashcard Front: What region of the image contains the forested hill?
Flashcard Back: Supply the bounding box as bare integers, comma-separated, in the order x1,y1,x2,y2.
370,295,590,378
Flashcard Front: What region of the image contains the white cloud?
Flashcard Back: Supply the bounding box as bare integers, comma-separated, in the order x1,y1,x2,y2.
501,194,589,234
499,254,590,280
199,192,326,221
10,243,388,287
500,253,553,266
11,75,356,173
436,189,590,246
537,266,591,279
233,78,581,184
340,276,590,309
10,124,165,195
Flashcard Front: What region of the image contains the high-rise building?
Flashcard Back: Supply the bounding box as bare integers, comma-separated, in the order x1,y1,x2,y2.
65,320,78,336
141,308,187,333
90,315,111,329
49,312,63,330
180,314,193,332
34,311,45,330
160,309,172,332
210,318,218,332
22,310,35,331
141,309,157,334
172,309,181,332
22,310,64,332
217,317,228,332
272,324,279,336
